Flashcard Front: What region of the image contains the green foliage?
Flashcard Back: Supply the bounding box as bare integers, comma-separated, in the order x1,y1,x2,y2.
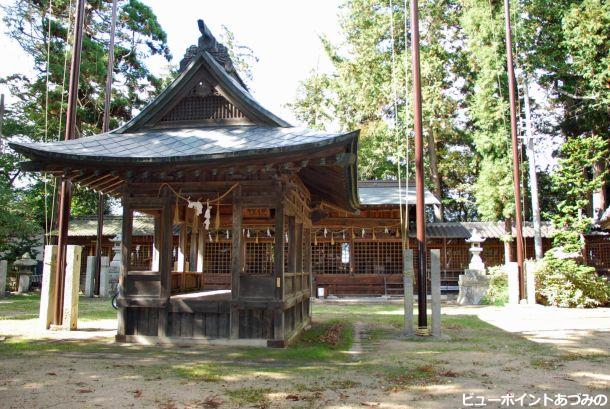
562,0,610,108
481,266,508,306
218,25,259,84
536,253,610,308
549,134,608,249
0,177,40,261
0,0,171,233
459,0,515,221
290,0,477,220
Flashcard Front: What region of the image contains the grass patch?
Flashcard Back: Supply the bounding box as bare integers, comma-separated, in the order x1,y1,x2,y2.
0,294,115,321
233,319,354,363
174,363,224,382
226,387,271,408
531,357,562,370
0,294,40,320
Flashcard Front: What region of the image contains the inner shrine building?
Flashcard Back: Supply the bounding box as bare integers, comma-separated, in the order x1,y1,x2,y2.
11,20,360,346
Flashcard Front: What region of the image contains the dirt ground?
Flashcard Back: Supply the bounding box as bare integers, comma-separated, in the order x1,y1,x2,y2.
0,300,608,409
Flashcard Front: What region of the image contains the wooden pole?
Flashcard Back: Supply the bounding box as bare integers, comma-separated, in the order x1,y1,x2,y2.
94,0,118,295
410,0,428,332
54,0,86,325
503,0,526,300
522,76,543,260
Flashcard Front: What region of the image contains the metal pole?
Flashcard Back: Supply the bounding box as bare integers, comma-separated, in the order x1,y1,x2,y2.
503,0,526,300
94,0,118,295
410,0,428,331
523,76,543,260
53,0,86,325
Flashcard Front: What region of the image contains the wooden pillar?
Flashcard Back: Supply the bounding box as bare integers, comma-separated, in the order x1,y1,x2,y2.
230,186,242,338
117,202,132,336
273,202,285,341
349,232,355,274
158,199,173,338
304,227,312,319
189,213,199,272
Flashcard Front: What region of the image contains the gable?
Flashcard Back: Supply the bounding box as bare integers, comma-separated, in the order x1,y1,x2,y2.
159,80,247,124
116,52,289,133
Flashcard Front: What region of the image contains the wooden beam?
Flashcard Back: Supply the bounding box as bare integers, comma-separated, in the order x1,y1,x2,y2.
230,185,243,339
117,200,132,336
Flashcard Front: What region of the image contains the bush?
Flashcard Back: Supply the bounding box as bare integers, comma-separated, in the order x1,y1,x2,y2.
536,253,610,308
481,266,508,306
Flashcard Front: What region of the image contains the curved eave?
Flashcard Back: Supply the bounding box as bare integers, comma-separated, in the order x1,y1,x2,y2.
10,130,358,167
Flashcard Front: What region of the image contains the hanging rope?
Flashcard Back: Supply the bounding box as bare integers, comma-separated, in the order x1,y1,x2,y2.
157,182,240,205
388,0,404,245
402,0,412,250
43,0,53,244
47,0,75,243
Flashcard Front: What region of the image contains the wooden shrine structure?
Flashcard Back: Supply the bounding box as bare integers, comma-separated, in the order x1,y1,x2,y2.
11,20,359,347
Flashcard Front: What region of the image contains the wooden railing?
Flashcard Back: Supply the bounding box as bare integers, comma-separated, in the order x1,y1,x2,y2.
170,271,203,293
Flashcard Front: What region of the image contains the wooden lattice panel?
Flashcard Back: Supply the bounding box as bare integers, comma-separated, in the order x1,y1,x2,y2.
204,242,231,274
129,243,153,271
245,243,274,275
161,93,246,123
312,242,349,274
353,241,402,274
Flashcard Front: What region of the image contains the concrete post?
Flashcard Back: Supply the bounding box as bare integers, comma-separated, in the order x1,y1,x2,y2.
40,245,58,329
0,260,7,296
85,255,96,298
525,260,536,305
506,262,519,305
62,245,82,330
430,249,441,337
99,256,110,297
403,249,414,336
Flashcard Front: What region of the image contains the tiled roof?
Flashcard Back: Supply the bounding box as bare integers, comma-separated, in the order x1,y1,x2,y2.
11,126,356,164
358,180,440,206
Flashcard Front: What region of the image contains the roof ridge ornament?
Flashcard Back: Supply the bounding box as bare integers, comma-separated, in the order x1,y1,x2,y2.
179,19,237,81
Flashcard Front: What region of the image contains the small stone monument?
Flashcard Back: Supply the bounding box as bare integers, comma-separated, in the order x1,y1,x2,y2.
0,259,8,297
101,234,121,297
457,230,491,305
14,253,37,294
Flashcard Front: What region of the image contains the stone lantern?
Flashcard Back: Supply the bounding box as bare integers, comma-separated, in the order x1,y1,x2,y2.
457,230,490,305
108,234,122,294
13,252,37,294
466,229,486,272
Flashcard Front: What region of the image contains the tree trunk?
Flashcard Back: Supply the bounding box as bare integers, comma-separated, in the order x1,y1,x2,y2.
523,77,543,260
426,128,443,221
592,161,606,222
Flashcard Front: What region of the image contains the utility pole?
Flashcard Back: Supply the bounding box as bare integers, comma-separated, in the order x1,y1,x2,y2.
94,0,118,295
410,0,428,333
53,0,86,326
503,0,526,301
523,76,543,260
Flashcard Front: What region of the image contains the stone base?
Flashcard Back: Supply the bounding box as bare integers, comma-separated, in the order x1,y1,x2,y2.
17,275,31,294
457,269,490,305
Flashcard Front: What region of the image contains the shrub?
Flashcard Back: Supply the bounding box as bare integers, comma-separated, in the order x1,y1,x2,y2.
481,266,508,306
536,253,610,308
